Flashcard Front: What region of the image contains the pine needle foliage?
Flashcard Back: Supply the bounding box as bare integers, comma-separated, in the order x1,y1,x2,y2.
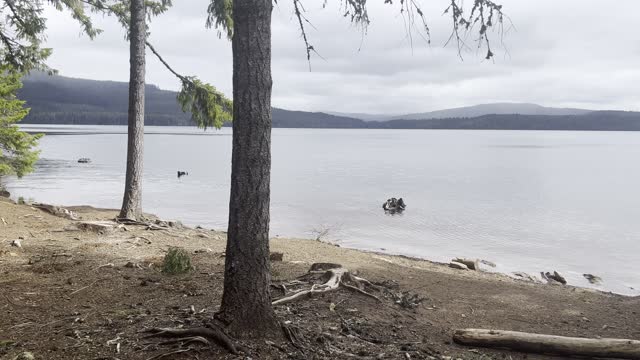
1,0,231,129
0,0,105,73
90,1,232,129
178,77,232,129
0,67,41,178
206,0,233,39
206,0,505,63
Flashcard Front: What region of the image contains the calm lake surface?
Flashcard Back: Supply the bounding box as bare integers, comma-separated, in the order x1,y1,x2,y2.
5,125,640,295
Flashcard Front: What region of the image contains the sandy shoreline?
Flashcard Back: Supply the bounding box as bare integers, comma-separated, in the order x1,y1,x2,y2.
1,197,639,359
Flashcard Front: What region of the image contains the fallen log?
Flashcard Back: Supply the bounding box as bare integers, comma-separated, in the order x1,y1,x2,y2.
453,258,478,270
33,203,79,220
453,329,640,359
76,221,118,233
449,261,469,270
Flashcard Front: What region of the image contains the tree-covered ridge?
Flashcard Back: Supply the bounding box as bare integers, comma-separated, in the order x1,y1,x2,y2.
17,73,640,131
19,72,193,125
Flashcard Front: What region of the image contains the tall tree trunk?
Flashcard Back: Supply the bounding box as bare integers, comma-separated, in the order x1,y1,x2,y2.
119,0,146,220
217,0,278,337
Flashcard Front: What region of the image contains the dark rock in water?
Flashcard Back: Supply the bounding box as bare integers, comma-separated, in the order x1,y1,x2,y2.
0,189,9,198
78,158,91,163
177,171,189,178
383,197,406,214
583,273,602,285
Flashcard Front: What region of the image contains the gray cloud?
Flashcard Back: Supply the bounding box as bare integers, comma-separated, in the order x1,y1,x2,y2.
42,0,640,114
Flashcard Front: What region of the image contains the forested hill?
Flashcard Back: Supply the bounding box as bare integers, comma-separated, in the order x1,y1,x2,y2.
18,74,640,130
18,73,366,128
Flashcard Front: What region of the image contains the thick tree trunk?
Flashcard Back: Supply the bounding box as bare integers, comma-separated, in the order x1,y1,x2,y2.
217,0,278,337
119,0,146,221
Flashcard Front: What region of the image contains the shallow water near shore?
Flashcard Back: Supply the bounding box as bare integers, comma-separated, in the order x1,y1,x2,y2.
5,125,640,295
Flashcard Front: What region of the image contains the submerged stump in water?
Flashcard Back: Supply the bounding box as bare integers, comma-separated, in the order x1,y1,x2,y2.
383,197,406,214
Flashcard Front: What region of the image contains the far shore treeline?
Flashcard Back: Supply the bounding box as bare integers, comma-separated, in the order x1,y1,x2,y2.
20,73,640,131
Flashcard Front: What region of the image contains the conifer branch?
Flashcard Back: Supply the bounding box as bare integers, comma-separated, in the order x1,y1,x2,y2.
145,41,231,129
77,0,232,129
284,0,505,66
144,41,184,81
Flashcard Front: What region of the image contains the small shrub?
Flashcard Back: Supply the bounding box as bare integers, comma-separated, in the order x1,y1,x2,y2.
162,247,193,275
17,196,25,205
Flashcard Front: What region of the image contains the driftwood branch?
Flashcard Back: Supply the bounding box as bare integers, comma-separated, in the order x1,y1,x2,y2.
453,329,640,359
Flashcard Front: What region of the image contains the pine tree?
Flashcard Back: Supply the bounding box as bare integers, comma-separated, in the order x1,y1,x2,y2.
87,0,232,220
215,0,278,336
0,68,41,178
207,0,507,337
119,0,146,220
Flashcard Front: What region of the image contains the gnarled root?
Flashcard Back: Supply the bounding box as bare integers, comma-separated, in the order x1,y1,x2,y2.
273,264,382,305
143,324,239,354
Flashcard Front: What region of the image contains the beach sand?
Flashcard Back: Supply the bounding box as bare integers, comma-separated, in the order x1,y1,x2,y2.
1,197,638,359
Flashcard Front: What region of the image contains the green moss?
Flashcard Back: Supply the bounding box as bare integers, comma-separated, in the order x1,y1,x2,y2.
162,247,193,275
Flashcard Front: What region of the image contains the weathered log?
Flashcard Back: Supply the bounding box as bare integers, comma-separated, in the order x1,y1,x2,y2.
449,261,469,270
453,329,640,359
512,272,541,283
453,258,479,270
33,203,79,220
541,271,567,285
76,221,118,233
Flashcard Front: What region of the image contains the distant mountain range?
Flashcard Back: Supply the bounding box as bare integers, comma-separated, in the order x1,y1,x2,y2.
17,74,640,131
395,103,593,120
329,103,593,121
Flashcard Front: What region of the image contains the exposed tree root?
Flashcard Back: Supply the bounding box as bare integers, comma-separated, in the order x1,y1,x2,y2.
146,347,196,360
142,265,382,358
273,265,382,305
157,336,210,347
143,324,239,354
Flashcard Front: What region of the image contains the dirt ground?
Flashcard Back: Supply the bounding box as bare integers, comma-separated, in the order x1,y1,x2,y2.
1,197,639,360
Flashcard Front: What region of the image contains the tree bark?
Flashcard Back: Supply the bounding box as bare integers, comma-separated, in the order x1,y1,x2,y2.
217,0,278,337
453,329,640,359
119,0,146,221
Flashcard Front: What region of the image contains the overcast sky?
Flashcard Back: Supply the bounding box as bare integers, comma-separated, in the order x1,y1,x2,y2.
42,0,640,114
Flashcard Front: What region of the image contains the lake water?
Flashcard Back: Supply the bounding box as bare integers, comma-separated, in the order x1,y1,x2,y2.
4,125,640,295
